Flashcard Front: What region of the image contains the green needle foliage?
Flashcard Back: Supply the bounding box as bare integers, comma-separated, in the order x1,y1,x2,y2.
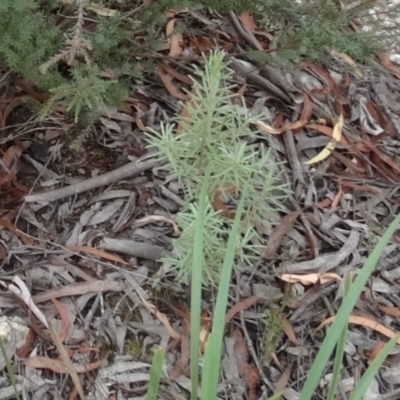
1,0,398,124
1,0,399,124
146,51,288,284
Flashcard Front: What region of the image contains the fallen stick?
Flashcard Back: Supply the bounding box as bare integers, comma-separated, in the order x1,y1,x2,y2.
24,159,157,203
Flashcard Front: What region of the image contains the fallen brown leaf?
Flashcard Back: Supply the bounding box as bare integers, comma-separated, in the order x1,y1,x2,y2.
49,323,86,400
51,298,70,342
24,355,106,374
169,33,184,57
233,82,247,105
378,53,400,80
157,64,189,101
225,297,268,324
378,304,400,318
315,314,400,344
67,245,130,266
368,341,385,365
239,13,256,31
0,217,38,246
273,365,292,400
135,215,180,236
364,133,400,176
315,198,332,208
279,272,341,286
0,173,16,187
162,63,193,85
212,197,235,219
306,124,365,151
294,93,313,133
138,292,181,340
188,34,213,52
16,328,36,358
262,209,302,260
255,119,307,135
25,356,71,374
233,328,258,400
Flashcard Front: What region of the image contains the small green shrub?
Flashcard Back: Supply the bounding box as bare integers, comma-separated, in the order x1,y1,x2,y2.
0,0,154,122
1,0,398,123
146,51,288,284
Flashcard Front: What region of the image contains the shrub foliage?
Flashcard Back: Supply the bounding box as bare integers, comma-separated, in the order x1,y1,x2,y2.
0,0,397,120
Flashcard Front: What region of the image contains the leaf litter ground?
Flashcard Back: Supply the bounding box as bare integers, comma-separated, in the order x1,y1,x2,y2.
1,4,400,400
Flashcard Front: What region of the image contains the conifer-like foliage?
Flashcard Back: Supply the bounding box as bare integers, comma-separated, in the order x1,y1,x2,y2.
146,52,288,284
0,0,149,121
0,0,398,122
0,0,62,88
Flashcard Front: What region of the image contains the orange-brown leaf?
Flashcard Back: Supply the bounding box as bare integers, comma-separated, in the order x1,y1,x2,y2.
25,356,70,374
273,365,292,399
378,304,400,318
378,53,400,80
225,297,268,324
233,328,258,400
279,272,341,286
51,298,70,342
262,209,302,259
256,119,307,135
315,314,400,344
67,245,130,266
239,13,256,31
157,65,189,101
188,35,213,52
293,94,313,134
212,197,235,219
162,63,193,85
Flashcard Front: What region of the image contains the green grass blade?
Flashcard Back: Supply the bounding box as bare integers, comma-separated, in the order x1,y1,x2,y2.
326,272,352,400
299,212,400,400
201,183,250,400
146,346,165,400
348,334,399,400
190,168,211,400
0,336,20,400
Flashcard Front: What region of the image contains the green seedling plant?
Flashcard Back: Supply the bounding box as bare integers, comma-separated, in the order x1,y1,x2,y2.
146,50,287,399
146,51,287,285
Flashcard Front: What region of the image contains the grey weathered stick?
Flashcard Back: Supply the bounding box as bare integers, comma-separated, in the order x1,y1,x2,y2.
24,159,157,203
99,237,172,260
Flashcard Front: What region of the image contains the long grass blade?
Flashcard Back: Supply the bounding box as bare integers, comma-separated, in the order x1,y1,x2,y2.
146,347,165,400
201,183,249,400
190,168,211,400
326,272,352,400
299,212,400,400
0,337,20,400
